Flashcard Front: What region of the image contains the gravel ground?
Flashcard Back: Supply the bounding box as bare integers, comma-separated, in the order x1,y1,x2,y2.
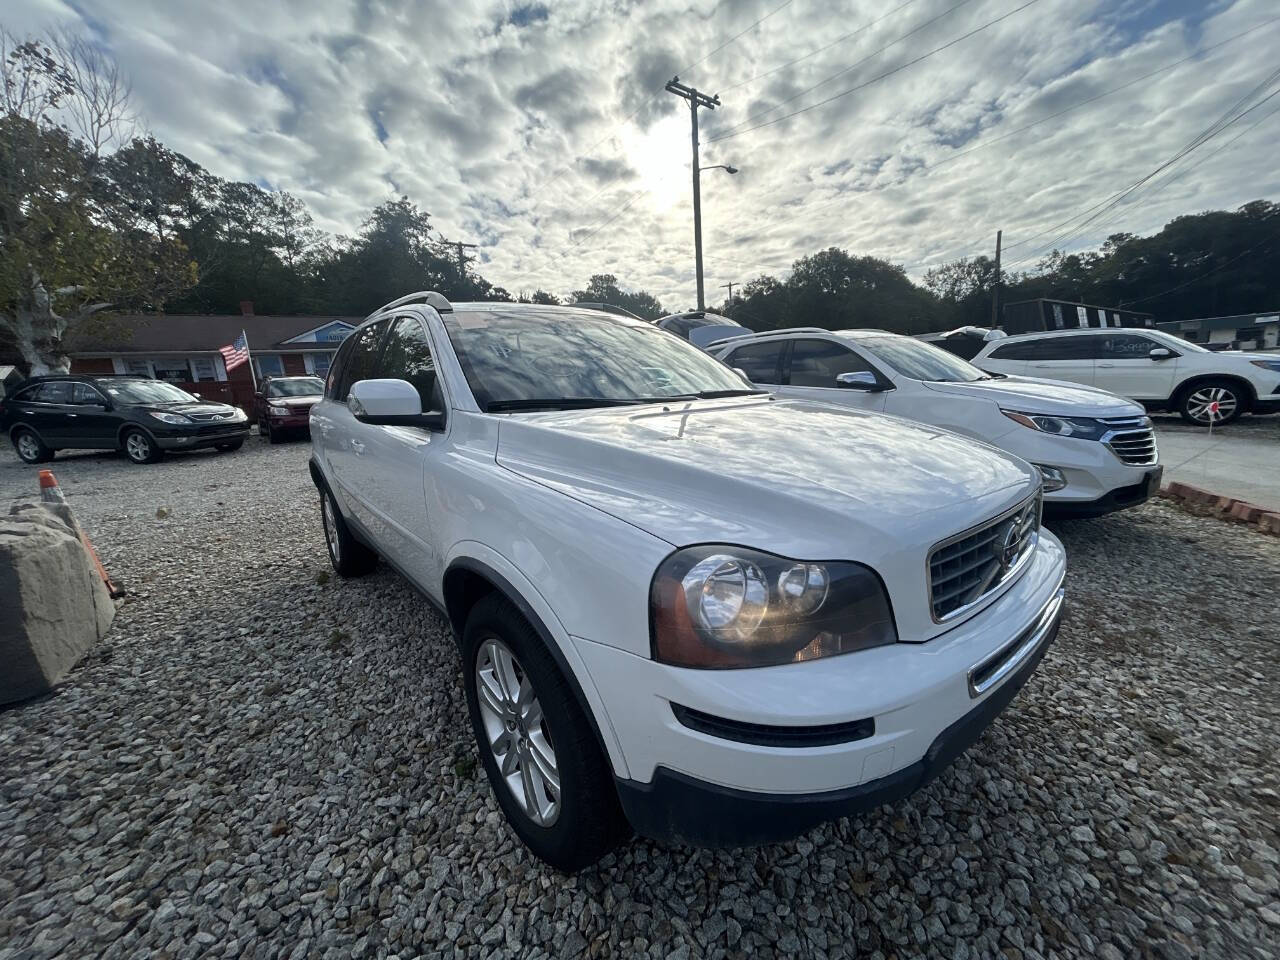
1,439,1278,960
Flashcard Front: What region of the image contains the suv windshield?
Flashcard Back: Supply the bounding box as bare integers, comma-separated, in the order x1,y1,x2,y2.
444,309,759,411
850,334,990,383
98,379,198,404
267,377,324,397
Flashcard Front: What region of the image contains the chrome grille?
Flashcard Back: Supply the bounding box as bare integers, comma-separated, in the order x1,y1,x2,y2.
929,495,1040,622
1102,416,1157,465
188,411,233,422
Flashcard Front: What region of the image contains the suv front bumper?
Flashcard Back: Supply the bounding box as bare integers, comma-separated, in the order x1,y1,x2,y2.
573,530,1067,846
616,588,1061,847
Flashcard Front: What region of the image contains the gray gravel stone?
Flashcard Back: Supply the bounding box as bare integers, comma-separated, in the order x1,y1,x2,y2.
2,439,1279,960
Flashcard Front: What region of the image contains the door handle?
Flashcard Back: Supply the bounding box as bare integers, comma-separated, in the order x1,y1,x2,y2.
1097,363,1116,368
350,439,365,455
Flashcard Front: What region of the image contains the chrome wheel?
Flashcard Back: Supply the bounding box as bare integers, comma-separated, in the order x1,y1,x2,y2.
1186,386,1238,424
475,638,561,826
125,432,151,462
16,433,40,461
322,494,340,566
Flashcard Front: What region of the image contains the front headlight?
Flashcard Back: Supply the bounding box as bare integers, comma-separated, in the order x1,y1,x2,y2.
150,412,191,425
233,407,248,420
650,545,897,668
1249,359,1280,372
1001,410,1111,441
268,405,289,416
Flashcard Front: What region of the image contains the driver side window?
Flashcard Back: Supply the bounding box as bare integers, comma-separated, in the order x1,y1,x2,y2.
376,316,442,411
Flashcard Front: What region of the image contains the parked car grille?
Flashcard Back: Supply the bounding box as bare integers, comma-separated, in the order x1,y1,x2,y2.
1102,416,1157,465
928,495,1041,622
188,411,235,422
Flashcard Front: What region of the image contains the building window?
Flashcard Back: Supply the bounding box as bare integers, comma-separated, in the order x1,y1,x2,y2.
306,352,334,378
153,358,192,382
124,359,152,377
190,357,217,381
254,354,284,378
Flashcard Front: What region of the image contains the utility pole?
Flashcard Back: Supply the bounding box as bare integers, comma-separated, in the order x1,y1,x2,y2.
665,76,720,311
721,281,736,305
454,240,479,277
990,229,1003,329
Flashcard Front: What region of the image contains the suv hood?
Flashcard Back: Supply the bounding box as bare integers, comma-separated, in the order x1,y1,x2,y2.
139,401,238,417
494,397,1037,559
267,395,322,407
924,375,1141,417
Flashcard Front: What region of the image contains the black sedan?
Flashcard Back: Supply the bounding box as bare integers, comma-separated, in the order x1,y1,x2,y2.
1,375,251,464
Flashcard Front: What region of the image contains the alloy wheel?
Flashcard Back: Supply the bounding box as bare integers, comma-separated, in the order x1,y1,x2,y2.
1186,386,1237,424
322,495,341,566
125,432,151,462
16,433,40,462
474,638,561,826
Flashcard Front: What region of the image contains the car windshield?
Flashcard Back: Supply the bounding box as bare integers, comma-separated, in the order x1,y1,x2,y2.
850,335,990,383
443,309,761,411
98,379,198,404
267,378,324,397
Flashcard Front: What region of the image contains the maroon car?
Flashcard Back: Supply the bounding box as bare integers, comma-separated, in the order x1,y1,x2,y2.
253,376,324,443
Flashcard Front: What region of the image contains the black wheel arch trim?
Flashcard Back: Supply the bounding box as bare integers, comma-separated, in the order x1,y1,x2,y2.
117,422,159,449
443,556,617,772
8,423,46,444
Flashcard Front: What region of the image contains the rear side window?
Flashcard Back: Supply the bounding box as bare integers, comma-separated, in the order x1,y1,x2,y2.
37,381,74,404
12,384,42,402
725,341,785,384
334,320,390,401
787,339,874,387
377,316,441,411
989,336,1093,361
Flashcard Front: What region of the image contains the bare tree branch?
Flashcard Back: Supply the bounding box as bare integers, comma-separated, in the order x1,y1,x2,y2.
52,29,136,160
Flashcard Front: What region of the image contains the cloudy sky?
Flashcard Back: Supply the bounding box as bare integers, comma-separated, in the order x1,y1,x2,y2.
8,0,1280,307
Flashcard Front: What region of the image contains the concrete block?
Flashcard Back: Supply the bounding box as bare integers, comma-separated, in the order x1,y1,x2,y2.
1229,501,1268,523
1,503,115,704
1258,513,1280,536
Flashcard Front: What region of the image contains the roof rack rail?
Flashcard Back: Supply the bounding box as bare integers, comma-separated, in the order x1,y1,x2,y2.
370,291,453,317
568,301,646,321
702,332,758,349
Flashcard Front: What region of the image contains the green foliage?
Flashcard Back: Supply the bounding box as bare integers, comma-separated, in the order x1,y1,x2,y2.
568,274,665,320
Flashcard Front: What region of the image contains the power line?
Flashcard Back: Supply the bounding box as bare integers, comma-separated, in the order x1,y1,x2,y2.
720,0,921,94
679,0,795,76
694,15,1280,265
1117,231,1280,307
709,0,981,142
1005,71,1280,266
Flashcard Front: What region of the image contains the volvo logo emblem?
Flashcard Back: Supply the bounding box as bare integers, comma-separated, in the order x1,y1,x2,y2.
995,520,1021,575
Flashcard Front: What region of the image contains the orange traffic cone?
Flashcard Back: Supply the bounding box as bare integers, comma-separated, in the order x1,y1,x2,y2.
38,470,124,598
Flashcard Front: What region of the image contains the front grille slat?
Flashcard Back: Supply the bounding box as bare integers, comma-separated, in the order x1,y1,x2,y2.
929,496,1040,622
1106,425,1158,465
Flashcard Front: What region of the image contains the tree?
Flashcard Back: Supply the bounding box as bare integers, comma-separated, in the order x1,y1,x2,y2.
785,248,940,333
0,30,195,374
568,274,665,319
529,289,560,305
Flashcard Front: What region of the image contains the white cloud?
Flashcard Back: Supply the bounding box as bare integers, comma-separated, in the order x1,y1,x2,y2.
9,0,1279,307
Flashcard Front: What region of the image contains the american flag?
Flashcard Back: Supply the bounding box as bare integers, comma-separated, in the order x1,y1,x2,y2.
219,332,249,371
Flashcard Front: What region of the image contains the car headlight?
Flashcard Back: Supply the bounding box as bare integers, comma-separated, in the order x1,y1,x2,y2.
650,545,897,668
233,407,248,420
1001,410,1113,441
1249,359,1280,372
268,405,289,416
150,412,191,425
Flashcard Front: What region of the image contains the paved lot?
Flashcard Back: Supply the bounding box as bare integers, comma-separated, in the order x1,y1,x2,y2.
1,439,1278,960
1153,415,1280,512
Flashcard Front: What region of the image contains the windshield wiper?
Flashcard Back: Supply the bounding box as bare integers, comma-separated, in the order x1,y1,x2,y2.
485,398,645,412
651,389,769,401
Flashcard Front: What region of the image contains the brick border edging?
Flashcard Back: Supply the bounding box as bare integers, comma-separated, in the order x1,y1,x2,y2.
1159,482,1280,536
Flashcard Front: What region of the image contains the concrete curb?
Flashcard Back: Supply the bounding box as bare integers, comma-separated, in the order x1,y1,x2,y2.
1159,482,1280,536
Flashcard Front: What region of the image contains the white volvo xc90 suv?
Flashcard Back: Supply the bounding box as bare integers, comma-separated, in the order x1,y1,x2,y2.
309,293,1067,870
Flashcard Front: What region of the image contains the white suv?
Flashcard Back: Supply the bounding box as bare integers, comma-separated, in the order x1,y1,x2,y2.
712,328,1162,517
309,293,1066,870
972,328,1280,426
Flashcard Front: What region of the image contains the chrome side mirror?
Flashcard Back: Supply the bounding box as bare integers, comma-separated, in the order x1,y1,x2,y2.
1148,347,1173,361
835,371,880,390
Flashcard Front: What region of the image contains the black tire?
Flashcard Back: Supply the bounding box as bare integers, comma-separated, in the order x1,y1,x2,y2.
461,593,629,872
319,486,376,577
121,428,163,464
265,420,280,444
1177,379,1246,426
12,428,53,464
215,438,244,452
